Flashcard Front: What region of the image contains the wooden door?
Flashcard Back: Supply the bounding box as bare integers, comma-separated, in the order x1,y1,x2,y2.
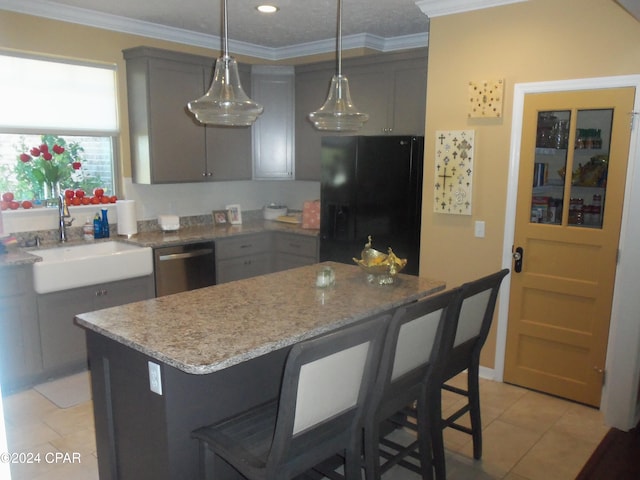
504,87,635,406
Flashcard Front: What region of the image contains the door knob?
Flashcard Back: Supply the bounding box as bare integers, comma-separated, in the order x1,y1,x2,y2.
513,246,524,273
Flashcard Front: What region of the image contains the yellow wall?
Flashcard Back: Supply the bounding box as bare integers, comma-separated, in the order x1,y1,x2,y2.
422,0,640,367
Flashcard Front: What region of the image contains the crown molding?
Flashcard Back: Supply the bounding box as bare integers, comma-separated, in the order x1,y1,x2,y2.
416,0,528,18
0,0,428,61
616,0,640,21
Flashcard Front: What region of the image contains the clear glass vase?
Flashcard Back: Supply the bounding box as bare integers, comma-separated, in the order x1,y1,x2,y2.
43,181,61,208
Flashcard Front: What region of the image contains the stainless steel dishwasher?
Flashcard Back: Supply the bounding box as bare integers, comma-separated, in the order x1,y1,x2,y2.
153,242,215,296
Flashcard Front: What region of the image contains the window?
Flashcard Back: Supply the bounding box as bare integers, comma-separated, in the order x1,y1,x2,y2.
0,53,118,206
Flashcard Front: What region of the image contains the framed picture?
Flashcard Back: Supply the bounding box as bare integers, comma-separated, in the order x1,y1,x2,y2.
212,210,228,225
225,204,242,225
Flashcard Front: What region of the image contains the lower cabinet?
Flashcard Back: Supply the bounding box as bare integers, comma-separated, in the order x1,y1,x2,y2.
215,233,272,284
0,265,42,392
215,232,319,284
272,232,319,272
37,275,155,378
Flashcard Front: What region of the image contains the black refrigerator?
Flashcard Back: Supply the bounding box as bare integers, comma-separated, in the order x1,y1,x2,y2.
320,135,424,276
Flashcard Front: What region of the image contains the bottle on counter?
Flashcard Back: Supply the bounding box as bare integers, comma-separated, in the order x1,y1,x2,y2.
93,213,102,239
83,218,94,241
101,208,110,238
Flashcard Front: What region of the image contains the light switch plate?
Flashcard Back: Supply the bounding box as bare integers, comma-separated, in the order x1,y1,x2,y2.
474,221,485,238
148,361,163,395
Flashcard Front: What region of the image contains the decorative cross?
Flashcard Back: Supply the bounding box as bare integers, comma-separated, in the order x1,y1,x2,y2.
438,166,452,191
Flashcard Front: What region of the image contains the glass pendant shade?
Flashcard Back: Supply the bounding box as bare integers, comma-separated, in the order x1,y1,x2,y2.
308,0,368,132
308,74,369,131
188,56,263,126
187,0,263,127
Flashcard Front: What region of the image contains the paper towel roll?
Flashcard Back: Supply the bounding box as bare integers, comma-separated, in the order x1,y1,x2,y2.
116,200,137,237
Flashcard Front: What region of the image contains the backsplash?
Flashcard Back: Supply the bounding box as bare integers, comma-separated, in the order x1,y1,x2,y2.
11,210,265,247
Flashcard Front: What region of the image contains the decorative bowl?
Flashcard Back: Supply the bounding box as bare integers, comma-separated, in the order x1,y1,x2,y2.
352,236,407,285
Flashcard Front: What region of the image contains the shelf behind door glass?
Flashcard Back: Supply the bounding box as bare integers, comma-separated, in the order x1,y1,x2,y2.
530,110,570,225
567,109,612,229
530,108,612,229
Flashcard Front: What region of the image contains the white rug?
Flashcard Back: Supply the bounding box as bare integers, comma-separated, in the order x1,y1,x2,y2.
34,371,92,409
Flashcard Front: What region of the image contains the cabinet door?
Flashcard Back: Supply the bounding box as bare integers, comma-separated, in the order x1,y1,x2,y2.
0,266,41,389
346,65,391,135
38,276,155,375
216,254,271,284
272,233,319,273
93,275,155,310
295,70,333,181
38,287,94,373
391,63,427,135
205,65,253,181
147,58,208,182
252,66,295,180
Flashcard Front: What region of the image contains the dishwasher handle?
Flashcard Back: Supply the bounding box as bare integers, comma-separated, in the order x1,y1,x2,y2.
158,248,214,262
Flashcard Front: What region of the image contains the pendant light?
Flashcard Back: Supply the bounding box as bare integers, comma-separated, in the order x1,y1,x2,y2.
308,0,368,132
188,0,263,127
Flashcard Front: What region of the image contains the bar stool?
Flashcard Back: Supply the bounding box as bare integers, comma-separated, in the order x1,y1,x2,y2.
191,314,390,480
363,287,463,480
425,268,510,480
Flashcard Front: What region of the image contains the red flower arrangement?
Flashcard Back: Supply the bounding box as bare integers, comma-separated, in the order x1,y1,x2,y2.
16,140,83,199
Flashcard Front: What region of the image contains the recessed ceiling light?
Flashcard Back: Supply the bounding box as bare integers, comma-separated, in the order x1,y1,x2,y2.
256,5,279,14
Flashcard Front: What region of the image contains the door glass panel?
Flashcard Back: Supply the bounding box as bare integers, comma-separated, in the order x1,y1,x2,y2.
530,110,570,225
568,109,612,229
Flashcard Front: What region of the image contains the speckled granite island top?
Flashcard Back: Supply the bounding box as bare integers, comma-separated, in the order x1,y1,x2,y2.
75,262,445,375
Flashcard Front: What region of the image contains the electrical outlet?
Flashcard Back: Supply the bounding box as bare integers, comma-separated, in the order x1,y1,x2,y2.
474,221,485,238
148,361,163,395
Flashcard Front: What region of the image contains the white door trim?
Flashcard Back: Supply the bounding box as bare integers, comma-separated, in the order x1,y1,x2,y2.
496,75,640,430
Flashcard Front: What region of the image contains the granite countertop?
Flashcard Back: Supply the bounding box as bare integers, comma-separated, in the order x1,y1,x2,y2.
122,217,318,248
75,262,445,375
0,218,318,267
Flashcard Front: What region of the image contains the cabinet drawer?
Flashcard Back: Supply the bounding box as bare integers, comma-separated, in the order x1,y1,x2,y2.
215,234,269,259
274,233,318,259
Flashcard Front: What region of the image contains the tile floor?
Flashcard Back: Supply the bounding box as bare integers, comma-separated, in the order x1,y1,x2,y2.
1,372,609,480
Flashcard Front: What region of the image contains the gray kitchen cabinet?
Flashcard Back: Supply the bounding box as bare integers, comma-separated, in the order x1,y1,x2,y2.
347,51,427,136
123,46,252,184
252,65,295,180
215,233,272,284
294,67,333,181
273,232,319,272
37,275,155,378
0,265,42,392
294,48,427,180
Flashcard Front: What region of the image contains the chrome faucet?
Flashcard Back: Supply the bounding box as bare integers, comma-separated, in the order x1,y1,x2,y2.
58,193,75,242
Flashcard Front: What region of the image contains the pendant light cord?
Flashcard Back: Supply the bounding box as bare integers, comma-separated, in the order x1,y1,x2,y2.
337,0,342,76
222,0,229,58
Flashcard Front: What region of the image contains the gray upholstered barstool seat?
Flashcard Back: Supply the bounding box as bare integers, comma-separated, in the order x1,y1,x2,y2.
191,314,390,480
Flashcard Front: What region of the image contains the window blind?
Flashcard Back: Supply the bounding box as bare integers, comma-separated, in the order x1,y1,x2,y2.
0,54,118,132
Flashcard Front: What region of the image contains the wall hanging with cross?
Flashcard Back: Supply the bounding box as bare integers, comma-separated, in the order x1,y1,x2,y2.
434,130,474,215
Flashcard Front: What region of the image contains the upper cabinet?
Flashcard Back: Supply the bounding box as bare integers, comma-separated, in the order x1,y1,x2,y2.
123,47,252,184
295,49,427,181
251,66,295,180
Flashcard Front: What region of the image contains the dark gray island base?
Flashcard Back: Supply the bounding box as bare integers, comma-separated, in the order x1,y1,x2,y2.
77,262,445,480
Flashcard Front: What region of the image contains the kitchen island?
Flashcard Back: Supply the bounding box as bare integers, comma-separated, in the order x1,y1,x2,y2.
76,262,445,480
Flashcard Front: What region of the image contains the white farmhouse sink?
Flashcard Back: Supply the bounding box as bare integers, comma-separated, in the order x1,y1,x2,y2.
32,241,153,294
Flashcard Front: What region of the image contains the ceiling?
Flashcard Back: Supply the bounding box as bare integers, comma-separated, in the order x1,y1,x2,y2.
0,0,530,60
